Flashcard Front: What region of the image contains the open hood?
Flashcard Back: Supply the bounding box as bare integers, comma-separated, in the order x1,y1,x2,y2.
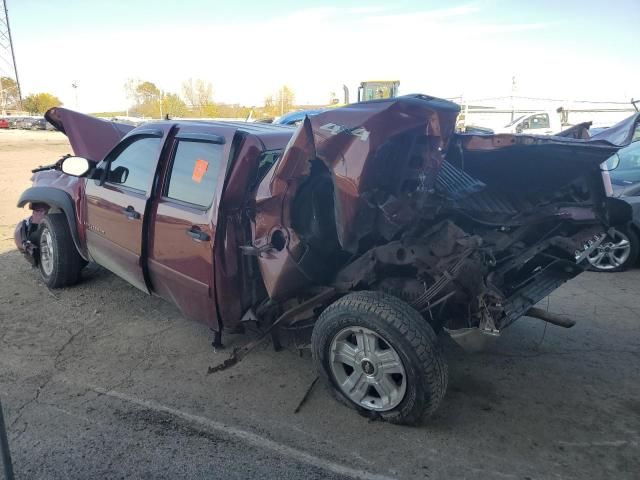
45,107,134,162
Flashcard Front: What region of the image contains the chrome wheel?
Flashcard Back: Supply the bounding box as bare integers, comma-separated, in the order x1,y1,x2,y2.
587,229,631,271
329,326,407,411
39,227,54,276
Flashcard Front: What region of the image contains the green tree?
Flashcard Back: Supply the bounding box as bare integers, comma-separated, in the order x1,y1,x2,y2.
135,81,160,104
0,76,21,110
22,92,62,114
135,81,161,117
182,78,214,117
162,93,188,118
124,79,162,117
262,86,296,117
214,103,252,119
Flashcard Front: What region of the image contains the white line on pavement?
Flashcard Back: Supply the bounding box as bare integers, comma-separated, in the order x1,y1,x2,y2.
75,381,397,480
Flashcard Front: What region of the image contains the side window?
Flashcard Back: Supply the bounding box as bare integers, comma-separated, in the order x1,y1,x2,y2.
530,114,550,129
166,140,223,208
106,136,162,192
254,151,281,188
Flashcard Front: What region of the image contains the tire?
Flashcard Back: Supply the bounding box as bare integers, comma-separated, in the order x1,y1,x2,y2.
311,291,448,425
36,214,83,288
587,226,639,272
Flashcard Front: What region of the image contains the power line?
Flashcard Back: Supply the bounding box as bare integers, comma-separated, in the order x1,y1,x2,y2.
449,95,633,105
0,0,21,112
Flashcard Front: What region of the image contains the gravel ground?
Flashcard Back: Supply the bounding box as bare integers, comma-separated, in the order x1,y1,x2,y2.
0,129,639,479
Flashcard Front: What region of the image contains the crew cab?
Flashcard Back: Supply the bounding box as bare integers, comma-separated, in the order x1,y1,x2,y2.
15,95,638,425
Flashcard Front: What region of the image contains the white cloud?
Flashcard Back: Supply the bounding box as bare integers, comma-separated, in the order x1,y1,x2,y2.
362,4,481,24
14,4,639,112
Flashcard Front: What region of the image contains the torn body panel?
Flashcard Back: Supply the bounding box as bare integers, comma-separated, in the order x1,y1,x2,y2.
253,96,638,340
254,95,460,298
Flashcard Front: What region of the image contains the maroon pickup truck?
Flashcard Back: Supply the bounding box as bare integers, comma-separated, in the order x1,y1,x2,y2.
15,95,637,424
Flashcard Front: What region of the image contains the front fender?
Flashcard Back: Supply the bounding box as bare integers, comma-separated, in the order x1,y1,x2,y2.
17,186,87,260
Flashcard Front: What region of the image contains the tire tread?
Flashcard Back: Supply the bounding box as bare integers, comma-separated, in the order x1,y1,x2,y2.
312,291,448,425
37,214,82,288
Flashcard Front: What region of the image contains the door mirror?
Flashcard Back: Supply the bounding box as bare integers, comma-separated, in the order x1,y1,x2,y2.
600,153,621,172
108,165,130,184
521,121,530,130
60,156,94,177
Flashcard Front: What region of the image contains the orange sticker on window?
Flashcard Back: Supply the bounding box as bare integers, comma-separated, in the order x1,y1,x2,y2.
192,159,209,183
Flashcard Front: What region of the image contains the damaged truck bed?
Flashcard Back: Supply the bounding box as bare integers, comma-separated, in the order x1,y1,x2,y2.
15,95,637,424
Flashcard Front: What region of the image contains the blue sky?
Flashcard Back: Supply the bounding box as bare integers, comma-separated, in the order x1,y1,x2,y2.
6,0,640,111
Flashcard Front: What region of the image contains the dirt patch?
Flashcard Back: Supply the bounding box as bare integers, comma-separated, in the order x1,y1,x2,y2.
0,129,71,253
0,129,639,479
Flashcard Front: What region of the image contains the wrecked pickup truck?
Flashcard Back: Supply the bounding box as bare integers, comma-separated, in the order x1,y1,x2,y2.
15,95,637,424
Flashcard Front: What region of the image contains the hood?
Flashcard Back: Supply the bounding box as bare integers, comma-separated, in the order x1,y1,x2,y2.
45,107,134,161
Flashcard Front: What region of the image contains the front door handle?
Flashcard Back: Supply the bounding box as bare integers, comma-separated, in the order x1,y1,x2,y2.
186,226,210,242
122,205,140,220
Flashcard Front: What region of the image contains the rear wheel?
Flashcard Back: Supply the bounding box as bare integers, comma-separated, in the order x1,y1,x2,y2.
588,226,639,272
37,214,83,288
311,291,448,425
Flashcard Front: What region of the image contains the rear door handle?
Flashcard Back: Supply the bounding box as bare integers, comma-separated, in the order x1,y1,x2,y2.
122,205,140,220
186,226,210,242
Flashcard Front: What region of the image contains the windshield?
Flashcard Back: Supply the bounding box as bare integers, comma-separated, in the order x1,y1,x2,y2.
504,115,526,128
608,141,640,186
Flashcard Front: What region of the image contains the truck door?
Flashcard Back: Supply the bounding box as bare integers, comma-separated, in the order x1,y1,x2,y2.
520,113,554,135
84,131,165,292
147,131,226,326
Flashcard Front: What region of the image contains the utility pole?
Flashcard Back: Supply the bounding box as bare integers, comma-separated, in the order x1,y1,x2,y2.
510,75,517,122
0,0,22,111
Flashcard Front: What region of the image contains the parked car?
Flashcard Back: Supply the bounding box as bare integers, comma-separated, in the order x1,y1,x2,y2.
273,108,326,126
15,117,39,129
14,97,637,424
587,140,640,271
29,117,55,130
7,116,23,129
0,118,8,129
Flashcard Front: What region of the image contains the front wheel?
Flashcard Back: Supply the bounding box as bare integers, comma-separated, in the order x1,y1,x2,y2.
37,214,83,288
311,291,448,425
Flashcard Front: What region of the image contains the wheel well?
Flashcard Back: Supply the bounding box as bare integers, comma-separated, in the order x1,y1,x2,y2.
290,160,347,281
291,160,340,252
17,187,87,260
627,222,640,265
